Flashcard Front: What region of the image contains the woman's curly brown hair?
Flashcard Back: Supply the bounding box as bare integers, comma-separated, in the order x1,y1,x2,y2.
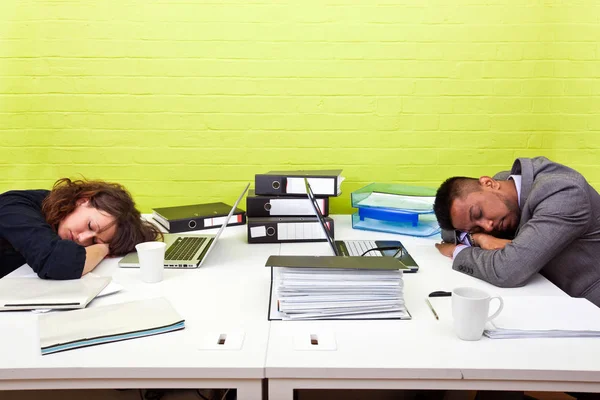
42,178,162,256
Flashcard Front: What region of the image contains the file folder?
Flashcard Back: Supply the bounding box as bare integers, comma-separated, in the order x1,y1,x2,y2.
246,190,329,217
255,170,344,196
0,275,111,311
266,255,407,270
39,297,185,355
247,216,335,243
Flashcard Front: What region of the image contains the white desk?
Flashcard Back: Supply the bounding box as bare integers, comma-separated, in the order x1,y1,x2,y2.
266,215,600,399
2,215,600,399
0,224,277,400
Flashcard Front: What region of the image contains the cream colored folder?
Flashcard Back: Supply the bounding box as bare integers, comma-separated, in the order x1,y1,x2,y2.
0,275,110,311
39,297,185,355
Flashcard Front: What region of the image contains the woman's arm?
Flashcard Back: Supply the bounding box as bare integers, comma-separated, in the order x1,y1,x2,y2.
82,243,110,276
0,190,87,279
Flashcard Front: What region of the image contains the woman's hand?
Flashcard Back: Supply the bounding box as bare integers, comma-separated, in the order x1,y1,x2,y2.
472,233,511,250
435,242,456,258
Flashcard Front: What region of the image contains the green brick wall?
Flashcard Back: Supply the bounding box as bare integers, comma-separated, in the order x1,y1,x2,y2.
1,0,598,213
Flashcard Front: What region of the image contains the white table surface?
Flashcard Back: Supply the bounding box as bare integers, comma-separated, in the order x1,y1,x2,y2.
266,215,600,399
2,215,599,399
0,223,277,400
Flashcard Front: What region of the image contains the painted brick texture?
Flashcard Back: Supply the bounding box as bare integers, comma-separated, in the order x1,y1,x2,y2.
0,0,598,213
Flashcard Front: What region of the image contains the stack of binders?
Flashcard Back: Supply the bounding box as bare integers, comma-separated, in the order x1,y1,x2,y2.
247,170,344,243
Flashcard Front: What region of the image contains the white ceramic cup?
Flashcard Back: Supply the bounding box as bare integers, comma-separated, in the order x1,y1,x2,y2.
452,287,504,341
135,241,166,283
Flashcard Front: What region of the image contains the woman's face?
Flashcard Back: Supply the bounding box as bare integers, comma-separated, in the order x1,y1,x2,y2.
57,199,117,246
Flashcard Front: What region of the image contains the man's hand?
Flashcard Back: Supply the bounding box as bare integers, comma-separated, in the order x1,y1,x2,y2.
472,233,511,250
435,242,456,258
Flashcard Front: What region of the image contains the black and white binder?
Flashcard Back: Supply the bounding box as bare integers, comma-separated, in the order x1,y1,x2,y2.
254,170,344,196
152,202,246,233
246,190,329,217
247,216,335,243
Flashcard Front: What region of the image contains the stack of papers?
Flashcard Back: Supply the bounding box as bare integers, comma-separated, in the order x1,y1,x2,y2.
39,297,185,355
356,192,435,212
270,267,410,320
0,275,111,311
484,297,600,339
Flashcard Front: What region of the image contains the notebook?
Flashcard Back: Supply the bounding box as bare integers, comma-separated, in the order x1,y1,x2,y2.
427,295,600,339
304,178,419,272
39,297,185,355
0,275,111,311
119,183,250,269
483,296,600,339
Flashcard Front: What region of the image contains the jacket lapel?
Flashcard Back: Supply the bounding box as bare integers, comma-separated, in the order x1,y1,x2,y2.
511,158,534,231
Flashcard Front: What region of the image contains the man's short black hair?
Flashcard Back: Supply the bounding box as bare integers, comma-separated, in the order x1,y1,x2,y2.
433,177,480,231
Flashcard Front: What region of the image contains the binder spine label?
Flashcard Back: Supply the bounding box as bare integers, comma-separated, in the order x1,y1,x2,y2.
287,177,335,196
277,221,325,240
250,226,267,238
270,198,326,216
204,214,242,227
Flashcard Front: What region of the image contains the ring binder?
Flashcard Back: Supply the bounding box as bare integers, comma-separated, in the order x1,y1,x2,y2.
247,216,335,243
255,170,344,196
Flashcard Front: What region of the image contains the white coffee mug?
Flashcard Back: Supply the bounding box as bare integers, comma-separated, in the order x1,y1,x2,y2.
135,241,166,283
452,287,504,341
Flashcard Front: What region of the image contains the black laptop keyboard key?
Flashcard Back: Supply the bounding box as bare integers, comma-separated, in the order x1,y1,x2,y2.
165,237,206,261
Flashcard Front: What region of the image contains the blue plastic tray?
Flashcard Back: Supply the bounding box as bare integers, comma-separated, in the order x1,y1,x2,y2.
352,211,441,237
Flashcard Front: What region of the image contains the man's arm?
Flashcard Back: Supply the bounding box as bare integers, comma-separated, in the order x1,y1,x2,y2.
472,233,511,250
453,179,591,287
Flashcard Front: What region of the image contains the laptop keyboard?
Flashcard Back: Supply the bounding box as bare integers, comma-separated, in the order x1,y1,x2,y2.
342,240,382,257
165,237,207,261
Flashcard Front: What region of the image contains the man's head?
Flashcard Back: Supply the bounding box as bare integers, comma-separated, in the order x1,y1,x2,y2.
433,176,520,237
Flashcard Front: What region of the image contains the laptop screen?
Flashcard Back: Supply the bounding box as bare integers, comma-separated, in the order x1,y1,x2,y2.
211,182,250,244
304,178,340,256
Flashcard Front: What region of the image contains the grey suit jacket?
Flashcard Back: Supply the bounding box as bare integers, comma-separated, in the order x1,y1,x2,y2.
452,157,600,307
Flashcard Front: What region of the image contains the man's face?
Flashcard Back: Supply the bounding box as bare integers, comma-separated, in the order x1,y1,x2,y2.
450,184,520,237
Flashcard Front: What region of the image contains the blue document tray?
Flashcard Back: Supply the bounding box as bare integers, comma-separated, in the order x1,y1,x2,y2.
351,183,440,237
352,211,441,237
352,183,437,212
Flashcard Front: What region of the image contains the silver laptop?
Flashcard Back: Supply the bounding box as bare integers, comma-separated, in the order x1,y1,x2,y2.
119,183,250,269
304,178,419,272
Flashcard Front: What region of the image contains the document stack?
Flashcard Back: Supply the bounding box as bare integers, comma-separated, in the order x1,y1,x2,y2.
247,170,344,243
268,264,410,320
0,275,111,311
351,183,441,237
483,296,600,339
